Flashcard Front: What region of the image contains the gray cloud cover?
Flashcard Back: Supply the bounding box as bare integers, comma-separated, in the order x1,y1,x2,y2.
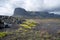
0,0,60,16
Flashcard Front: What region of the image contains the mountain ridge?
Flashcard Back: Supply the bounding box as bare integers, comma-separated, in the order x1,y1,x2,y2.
13,8,60,18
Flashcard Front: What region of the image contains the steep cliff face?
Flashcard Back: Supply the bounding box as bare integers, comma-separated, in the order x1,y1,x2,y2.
13,8,28,17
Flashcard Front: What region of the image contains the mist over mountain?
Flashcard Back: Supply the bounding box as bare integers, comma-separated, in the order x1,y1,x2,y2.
13,8,60,18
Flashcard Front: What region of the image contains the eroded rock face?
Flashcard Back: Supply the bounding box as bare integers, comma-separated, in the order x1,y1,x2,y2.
14,8,28,17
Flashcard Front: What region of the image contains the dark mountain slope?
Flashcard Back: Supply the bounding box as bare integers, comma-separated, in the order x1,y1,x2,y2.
13,8,60,18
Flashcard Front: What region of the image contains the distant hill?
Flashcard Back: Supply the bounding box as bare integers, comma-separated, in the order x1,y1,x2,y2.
13,8,60,18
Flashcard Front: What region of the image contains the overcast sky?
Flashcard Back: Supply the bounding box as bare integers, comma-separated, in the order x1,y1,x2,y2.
0,0,60,16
